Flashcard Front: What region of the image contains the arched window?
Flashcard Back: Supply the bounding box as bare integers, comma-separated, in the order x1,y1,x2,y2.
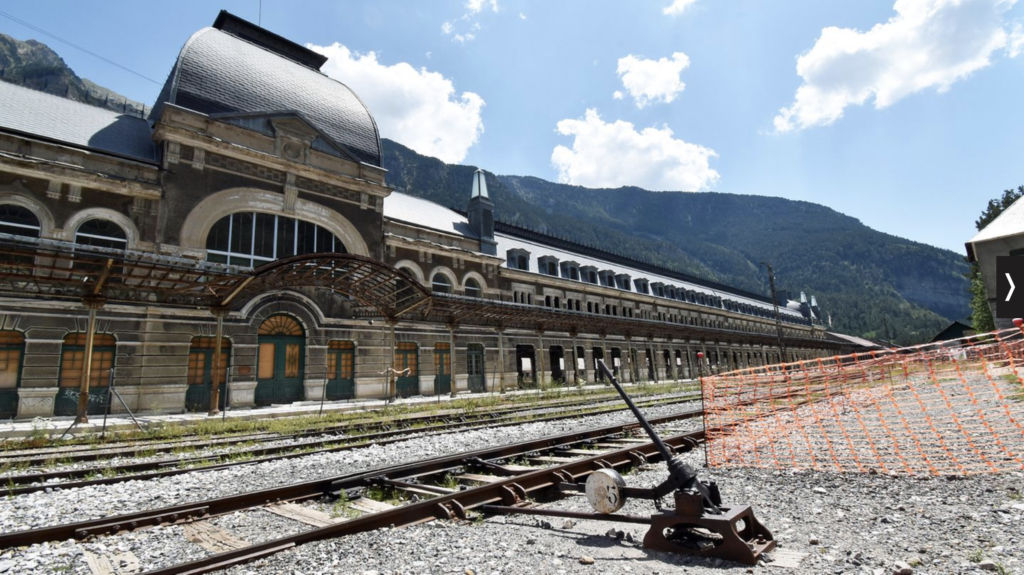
464,278,482,298
431,273,452,294
75,219,127,250
0,205,40,238
206,212,346,267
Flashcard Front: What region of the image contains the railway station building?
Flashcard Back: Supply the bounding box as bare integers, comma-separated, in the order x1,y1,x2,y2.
0,12,840,420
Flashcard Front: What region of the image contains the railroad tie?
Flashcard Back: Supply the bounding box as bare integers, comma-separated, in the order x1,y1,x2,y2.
265,503,340,528
83,550,140,575
348,497,396,514
182,521,250,554
528,455,577,464
559,449,607,456
455,473,503,484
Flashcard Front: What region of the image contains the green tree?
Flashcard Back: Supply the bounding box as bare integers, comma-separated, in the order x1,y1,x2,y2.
970,185,1024,332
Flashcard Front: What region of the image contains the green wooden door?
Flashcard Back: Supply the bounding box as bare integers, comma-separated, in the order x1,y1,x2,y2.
256,336,305,405
55,334,115,416
326,341,355,400
395,342,419,398
185,341,230,412
433,344,451,395
467,344,485,392
0,332,24,419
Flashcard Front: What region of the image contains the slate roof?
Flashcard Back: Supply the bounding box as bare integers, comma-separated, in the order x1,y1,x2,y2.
826,331,883,349
967,196,1024,245
384,191,477,238
0,81,157,163
493,230,805,319
150,25,381,167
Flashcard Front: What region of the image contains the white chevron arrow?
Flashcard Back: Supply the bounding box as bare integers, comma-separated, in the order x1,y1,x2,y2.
1007,273,1016,302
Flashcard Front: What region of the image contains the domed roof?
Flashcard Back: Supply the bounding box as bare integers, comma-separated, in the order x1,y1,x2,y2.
151,15,381,167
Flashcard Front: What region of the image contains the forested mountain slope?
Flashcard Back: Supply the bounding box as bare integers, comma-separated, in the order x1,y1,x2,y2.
382,139,968,344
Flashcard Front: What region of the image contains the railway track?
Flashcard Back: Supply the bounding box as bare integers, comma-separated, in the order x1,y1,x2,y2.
2,392,699,495
0,387,698,464
0,387,696,462
0,410,704,573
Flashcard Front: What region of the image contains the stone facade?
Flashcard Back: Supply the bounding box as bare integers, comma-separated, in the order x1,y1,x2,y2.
0,12,837,420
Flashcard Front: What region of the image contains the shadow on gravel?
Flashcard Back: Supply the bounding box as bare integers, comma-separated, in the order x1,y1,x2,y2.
503,522,744,571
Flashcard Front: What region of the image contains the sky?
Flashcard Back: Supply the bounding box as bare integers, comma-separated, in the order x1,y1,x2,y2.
2,0,1022,254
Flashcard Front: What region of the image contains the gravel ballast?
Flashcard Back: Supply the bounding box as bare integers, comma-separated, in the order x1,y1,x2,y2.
0,403,697,533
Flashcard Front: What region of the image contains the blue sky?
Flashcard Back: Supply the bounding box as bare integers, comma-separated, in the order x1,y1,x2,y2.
2,0,1022,254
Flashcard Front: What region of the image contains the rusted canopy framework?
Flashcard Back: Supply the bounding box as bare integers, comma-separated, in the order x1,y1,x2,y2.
0,234,431,318
0,233,432,420
428,293,835,350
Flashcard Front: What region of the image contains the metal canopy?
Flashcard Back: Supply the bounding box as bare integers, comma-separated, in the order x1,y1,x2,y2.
0,233,831,349
0,234,431,319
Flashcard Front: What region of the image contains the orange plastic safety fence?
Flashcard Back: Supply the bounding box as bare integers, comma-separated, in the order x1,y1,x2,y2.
702,328,1024,476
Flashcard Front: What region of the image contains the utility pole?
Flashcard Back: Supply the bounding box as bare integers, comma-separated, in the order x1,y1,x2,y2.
760,262,788,364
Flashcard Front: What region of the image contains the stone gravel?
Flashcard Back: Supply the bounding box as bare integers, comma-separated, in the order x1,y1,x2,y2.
0,403,698,533
1,391,695,480
1,404,1022,575
218,451,1024,575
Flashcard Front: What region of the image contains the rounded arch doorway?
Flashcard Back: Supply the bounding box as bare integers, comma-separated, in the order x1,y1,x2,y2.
256,315,306,405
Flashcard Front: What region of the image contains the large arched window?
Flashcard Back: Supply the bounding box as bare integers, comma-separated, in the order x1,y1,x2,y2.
464,278,482,298
75,219,127,250
431,273,452,294
0,205,40,238
206,212,346,267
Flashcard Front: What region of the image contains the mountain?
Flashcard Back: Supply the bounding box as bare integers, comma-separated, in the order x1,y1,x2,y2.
0,33,149,117
0,34,968,344
382,138,969,344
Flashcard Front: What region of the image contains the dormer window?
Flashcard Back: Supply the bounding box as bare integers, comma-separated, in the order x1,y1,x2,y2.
538,256,559,277
506,248,530,271
560,261,581,281
634,279,649,294
615,274,631,291
599,270,615,287
651,282,666,298
581,266,598,284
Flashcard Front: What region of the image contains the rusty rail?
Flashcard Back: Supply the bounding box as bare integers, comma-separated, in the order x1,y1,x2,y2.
0,410,702,548
3,395,698,495
143,427,707,575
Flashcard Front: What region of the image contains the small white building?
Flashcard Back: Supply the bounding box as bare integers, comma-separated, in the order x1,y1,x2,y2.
965,196,1024,329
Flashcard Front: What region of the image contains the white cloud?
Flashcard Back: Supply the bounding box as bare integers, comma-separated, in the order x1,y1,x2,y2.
311,43,485,163
663,0,698,16
615,52,690,108
1010,22,1024,56
551,109,719,192
441,21,453,35
453,32,476,44
612,90,624,100
774,0,1022,132
519,12,527,20
466,0,499,13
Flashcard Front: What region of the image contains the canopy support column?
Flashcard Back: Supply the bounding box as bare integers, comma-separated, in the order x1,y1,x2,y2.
75,296,106,424
208,307,228,416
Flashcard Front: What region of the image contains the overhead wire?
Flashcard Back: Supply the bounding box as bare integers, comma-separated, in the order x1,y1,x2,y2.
0,9,161,85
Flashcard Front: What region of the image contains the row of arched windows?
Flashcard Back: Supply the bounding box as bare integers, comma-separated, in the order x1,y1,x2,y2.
0,204,350,272
0,205,128,248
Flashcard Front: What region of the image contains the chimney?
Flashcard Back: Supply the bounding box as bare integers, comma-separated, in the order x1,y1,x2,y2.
468,169,497,256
